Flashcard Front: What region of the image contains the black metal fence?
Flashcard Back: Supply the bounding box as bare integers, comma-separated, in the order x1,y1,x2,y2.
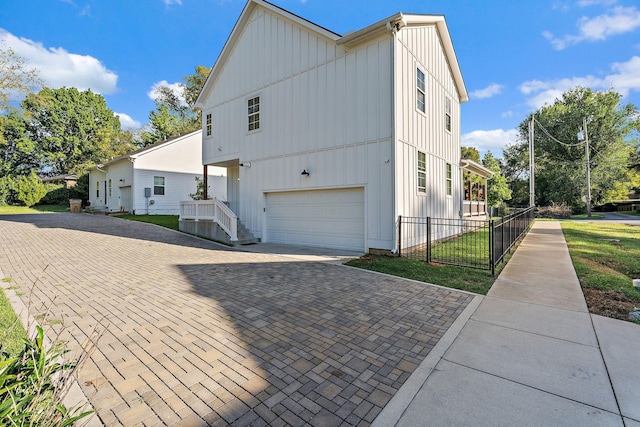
398,206,535,274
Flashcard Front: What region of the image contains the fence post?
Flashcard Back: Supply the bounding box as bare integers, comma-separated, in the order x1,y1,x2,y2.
397,215,402,257
427,217,431,263
490,219,495,275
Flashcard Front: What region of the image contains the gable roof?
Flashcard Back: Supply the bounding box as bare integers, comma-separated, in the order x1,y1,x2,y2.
195,0,340,107
338,13,468,102
196,0,468,107
94,130,202,169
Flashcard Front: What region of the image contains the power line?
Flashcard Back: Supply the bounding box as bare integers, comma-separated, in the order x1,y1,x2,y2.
534,119,584,147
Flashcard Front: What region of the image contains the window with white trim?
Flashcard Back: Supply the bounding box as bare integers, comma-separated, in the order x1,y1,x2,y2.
206,113,212,136
108,179,112,197
446,163,452,196
248,96,260,131
153,176,165,196
416,68,426,113
445,97,452,131
418,151,426,193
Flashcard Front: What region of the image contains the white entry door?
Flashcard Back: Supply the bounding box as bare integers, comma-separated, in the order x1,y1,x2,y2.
266,187,365,251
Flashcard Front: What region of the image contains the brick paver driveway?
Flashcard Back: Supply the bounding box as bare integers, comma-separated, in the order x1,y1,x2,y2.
0,213,474,426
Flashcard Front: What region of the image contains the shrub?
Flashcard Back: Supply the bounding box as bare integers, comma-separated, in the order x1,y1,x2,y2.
69,174,89,206
0,176,15,206
13,171,47,207
536,202,572,219
39,184,71,206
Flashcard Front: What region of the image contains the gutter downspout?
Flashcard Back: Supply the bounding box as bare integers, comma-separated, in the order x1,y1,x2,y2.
389,19,399,254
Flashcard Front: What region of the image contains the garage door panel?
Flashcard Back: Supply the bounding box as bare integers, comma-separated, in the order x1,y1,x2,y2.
266,188,364,251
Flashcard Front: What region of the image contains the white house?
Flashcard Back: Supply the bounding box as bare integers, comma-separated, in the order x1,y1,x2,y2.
192,0,470,252
89,130,226,215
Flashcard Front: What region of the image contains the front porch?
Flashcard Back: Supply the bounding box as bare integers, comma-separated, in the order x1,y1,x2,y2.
179,199,258,246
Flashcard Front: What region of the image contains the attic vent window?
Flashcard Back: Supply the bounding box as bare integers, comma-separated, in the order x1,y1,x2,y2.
248,96,260,131
206,113,212,136
416,68,426,113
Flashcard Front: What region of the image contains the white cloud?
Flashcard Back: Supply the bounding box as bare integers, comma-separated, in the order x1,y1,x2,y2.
163,0,182,5
147,80,186,104
462,129,519,157
519,56,640,108
606,55,640,97
544,6,640,50
115,112,141,130
501,110,514,118
470,83,504,100
0,28,118,94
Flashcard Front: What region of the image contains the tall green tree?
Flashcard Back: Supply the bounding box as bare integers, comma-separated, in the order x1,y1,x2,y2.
21,87,129,174
0,111,39,176
461,146,481,162
140,66,211,146
505,87,640,211
482,151,512,207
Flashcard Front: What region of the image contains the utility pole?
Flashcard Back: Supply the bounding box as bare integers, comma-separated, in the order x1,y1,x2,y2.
583,117,591,218
578,117,592,217
529,116,535,207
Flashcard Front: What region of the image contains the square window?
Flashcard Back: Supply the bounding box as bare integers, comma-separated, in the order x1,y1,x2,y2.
418,151,426,193
153,176,165,196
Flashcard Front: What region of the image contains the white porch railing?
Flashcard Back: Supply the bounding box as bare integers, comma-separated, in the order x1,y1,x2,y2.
179,199,238,241
463,200,487,216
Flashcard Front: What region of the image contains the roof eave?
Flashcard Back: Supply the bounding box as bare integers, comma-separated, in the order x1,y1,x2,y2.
195,0,341,108
460,159,494,178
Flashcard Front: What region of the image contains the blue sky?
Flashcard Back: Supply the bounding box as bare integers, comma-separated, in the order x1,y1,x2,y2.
2,0,639,157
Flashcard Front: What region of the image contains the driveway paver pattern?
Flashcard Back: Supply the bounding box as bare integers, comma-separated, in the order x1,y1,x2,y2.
0,213,473,426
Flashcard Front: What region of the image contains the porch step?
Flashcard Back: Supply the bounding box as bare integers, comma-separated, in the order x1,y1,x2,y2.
235,220,259,246
85,206,108,215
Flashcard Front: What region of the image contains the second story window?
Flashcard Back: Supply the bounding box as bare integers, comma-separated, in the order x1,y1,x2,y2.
248,96,260,131
206,113,212,136
445,97,452,131
416,68,426,113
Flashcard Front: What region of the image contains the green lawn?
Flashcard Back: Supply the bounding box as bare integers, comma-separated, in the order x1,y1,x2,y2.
0,285,27,357
561,221,640,320
570,214,604,220
562,221,640,296
0,204,69,214
117,214,179,231
346,255,496,295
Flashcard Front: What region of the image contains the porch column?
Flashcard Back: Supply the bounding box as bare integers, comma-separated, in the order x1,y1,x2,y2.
203,165,208,200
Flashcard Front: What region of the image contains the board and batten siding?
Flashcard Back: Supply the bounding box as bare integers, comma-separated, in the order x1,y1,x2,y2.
202,6,396,250
394,25,462,220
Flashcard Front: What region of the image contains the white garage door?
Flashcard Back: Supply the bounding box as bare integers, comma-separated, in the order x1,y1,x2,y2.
266,188,364,251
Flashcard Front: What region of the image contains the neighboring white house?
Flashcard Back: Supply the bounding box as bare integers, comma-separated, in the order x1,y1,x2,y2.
89,130,226,215
193,0,470,252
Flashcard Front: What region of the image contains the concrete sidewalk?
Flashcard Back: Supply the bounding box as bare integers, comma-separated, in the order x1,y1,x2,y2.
375,221,640,427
